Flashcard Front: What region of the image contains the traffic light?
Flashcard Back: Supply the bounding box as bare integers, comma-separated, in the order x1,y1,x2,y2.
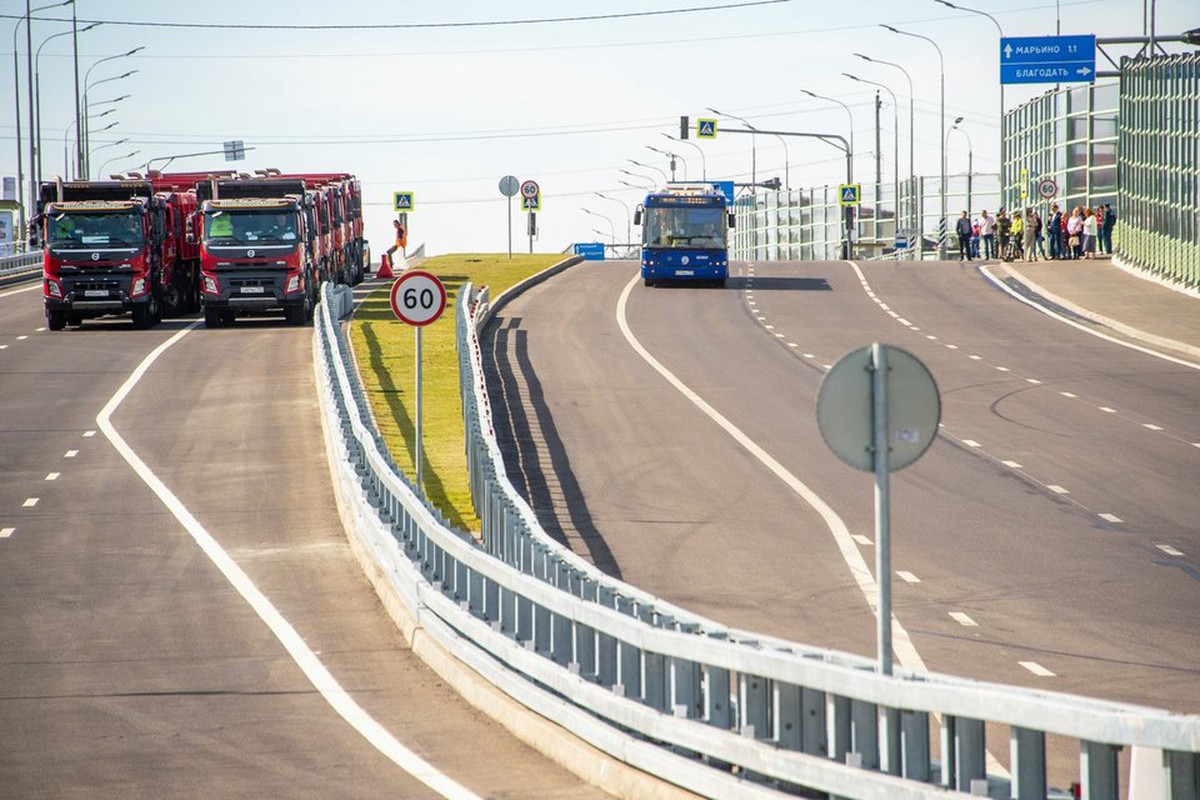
680,115,690,140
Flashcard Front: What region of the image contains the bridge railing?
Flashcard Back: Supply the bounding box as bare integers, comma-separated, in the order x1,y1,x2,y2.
0,250,42,283
314,276,1200,800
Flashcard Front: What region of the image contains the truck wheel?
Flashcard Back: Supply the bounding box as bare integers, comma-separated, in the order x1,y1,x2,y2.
286,304,307,326
132,305,153,329
203,307,222,329
47,310,67,331
67,313,83,327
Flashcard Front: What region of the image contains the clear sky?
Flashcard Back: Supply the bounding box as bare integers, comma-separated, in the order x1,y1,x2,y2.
3,1,1196,256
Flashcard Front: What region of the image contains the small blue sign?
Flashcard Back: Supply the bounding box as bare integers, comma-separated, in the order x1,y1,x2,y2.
574,242,606,261
894,236,909,250
710,181,735,206
1000,35,1096,85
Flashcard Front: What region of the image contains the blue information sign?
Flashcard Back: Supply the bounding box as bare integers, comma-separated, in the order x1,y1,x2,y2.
1000,35,1096,85
574,242,606,261
710,181,735,206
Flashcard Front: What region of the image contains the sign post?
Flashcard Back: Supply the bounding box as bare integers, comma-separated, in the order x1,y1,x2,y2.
499,175,519,259
520,180,540,254
817,344,940,676
388,270,448,493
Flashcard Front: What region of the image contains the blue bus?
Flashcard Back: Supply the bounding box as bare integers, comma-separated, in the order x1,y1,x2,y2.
634,185,734,287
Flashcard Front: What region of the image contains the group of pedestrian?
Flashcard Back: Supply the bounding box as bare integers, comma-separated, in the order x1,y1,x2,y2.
953,204,1115,262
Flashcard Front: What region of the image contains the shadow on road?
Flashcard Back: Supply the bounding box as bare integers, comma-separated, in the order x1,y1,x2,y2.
726,276,832,291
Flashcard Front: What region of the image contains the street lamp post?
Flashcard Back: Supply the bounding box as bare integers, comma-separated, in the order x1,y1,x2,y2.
628,159,668,185
619,169,657,189
948,117,974,214
63,109,114,177
582,208,617,245
882,25,946,260
82,67,138,176
662,133,706,180
854,52,916,253
801,89,855,183
934,1,1005,208
94,149,140,180
34,21,100,189
594,192,631,246
707,107,756,191
646,145,686,182
845,73,900,248
618,179,651,192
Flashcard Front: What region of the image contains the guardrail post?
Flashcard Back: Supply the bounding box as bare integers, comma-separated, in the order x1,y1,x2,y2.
829,694,852,765
596,586,617,688
851,699,880,770
941,714,957,788
550,558,572,666
644,614,672,712
901,709,931,782
881,707,902,775
705,654,733,731
740,672,770,741
533,548,552,655
1010,726,1046,799
801,688,827,757
1166,750,1199,800
775,682,802,750
574,578,597,680
955,717,986,792
1081,741,1119,800
673,623,702,720
616,596,642,699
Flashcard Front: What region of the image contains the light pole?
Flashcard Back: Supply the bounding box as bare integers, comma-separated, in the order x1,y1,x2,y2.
854,54,915,232
82,66,138,176
63,110,116,177
619,169,656,188
628,159,668,185
662,132,706,180
591,227,613,245
882,25,946,260
94,149,140,180
12,1,71,243
845,73,899,244
34,21,100,189
934,1,1005,208
707,106,756,191
582,208,616,244
594,192,631,246
948,117,974,214
87,124,124,177
646,145,686,182
618,178,651,192
801,89,855,184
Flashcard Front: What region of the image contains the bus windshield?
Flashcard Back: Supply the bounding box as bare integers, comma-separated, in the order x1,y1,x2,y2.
644,207,725,249
48,211,143,249
204,209,298,245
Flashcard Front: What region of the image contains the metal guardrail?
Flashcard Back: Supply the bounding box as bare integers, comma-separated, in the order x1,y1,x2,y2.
0,251,42,283
313,276,1200,800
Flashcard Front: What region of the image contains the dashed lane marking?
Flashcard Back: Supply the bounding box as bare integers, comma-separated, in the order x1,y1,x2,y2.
64,450,78,458
1047,485,1070,494
22,498,38,507
1020,661,1056,677
1143,423,1163,431
45,473,59,481
1026,378,1042,384
83,430,96,437
851,534,874,546
969,355,982,360
1100,407,1117,414
1098,513,1123,523
949,612,978,627
0,527,14,538
1060,392,1077,398
1001,460,1023,468
1157,544,1185,557
963,439,982,448
897,571,921,584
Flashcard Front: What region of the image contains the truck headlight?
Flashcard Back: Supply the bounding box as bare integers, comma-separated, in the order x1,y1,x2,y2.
132,277,147,296
203,276,218,294
45,279,62,298
286,274,300,293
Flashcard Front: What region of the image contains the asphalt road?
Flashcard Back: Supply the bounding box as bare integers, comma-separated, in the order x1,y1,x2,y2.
0,282,606,799
483,258,1200,787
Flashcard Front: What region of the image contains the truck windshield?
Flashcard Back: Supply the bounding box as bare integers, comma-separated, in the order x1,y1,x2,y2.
48,211,143,249
204,209,298,245
644,207,724,248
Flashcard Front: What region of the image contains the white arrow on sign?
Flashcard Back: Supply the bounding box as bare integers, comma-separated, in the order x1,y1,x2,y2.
1077,66,1092,76
1003,43,1013,59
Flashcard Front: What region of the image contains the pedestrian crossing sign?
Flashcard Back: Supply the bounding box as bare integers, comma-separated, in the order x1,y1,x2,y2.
697,118,717,139
839,183,861,207
522,194,541,212
393,191,414,212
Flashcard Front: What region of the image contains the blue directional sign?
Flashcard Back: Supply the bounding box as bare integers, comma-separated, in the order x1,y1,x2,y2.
1000,35,1096,85
710,181,735,206
574,242,606,261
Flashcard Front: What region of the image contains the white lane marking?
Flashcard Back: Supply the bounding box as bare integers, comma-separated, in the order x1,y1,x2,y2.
96,324,481,800
925,335,937,340
45,473,60,481
0,526,14,538
886,310,900,319
765,324,775,330
1020,661,1056,677
996,366,1010,372
803,353,815,359
851,534,874,546
1047,485,1070,494
1001,460,1023,468
1026,378,1042,384
1098,513,1122,523
0,283,41,299
949,612,978,627
36,327,46,332
879,303,890,311
946,344,959,350
83,430,96,437
616,272,929,673
969,355,982,360
980,265,1200,372
1100,407,1117,414
963,439,982,448
774,333,785,339
1194,443,1200,449
16,335,28,341
64,450,78,458
898,318,912,326
787,342,798,348
1157,544,1185,557
1143,423,1163,431
896,571,921,584
22,498,39,507
0,345,7,350
1060,392,1077,398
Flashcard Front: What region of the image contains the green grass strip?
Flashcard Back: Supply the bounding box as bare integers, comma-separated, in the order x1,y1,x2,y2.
350,253,565,532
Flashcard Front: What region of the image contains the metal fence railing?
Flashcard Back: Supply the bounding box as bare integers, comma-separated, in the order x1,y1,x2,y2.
0,251,41,283
313,273,1200,800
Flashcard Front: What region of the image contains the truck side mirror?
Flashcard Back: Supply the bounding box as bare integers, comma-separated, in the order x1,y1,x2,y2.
28,214,41,247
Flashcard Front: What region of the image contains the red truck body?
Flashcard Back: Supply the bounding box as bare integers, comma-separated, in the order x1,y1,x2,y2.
256,170,366,285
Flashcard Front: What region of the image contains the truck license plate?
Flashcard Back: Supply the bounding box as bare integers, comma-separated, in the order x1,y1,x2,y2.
240,286,265,294
84,290,108,297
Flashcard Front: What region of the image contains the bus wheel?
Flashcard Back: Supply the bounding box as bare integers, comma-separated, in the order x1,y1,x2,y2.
643,278,655,287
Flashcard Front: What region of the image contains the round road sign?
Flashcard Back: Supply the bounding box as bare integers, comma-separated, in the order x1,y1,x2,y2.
520,179,540,199
499,175,520,197
1037,177,1057,200
816,344,940,473
389,270,447,327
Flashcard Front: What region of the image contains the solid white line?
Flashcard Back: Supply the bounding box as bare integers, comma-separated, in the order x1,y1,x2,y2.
949,612,978,627
1019,661,1055,677
896,571,921,584
1001,460,1023,469
22,498,38,508
616,273,929,673
95,324,481,800
0,527,14,538
45,473,59,481
0,283,41,299
1156,544,1185,557
1098,513,1122,523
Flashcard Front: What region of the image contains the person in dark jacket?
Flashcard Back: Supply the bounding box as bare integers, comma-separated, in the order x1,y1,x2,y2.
955,211,973,261
1100,204,1116,254
996,210,1012,261
1047,204,1063,259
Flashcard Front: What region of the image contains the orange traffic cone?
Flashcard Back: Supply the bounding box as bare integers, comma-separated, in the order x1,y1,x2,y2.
377,253,394,279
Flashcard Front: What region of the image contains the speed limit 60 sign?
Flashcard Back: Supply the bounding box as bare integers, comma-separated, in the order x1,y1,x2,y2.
389,270,447,327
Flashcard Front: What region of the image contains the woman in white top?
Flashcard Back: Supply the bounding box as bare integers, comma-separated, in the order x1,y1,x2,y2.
1081,209,1099,259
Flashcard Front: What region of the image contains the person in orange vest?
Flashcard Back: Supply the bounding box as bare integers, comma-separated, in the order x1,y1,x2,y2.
386,219,407,261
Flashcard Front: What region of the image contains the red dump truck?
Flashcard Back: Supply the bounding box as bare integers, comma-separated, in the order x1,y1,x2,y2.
254,170,367,285
37,176,201,330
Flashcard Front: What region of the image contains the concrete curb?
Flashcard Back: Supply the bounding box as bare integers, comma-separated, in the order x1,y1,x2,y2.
993,261,1200,361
